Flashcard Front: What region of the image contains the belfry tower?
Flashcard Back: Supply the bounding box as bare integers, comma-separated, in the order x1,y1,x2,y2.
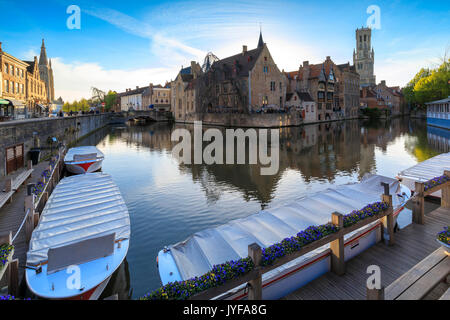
353,27,376,87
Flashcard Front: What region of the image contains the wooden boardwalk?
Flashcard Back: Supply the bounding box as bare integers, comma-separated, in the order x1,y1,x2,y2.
283,202,450,300
0,161,49,286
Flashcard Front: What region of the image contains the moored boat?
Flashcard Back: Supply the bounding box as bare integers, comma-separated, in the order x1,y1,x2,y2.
26,173,131,300
157,174,411,300
64,146,104,174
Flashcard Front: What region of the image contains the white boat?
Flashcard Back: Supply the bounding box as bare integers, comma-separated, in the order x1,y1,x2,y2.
64,146,104,174
26,173,131,300
157,174,411,300
397,152,450,199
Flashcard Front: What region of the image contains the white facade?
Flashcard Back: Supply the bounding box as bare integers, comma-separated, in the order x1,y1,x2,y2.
286,91,317,123
120,91,144,111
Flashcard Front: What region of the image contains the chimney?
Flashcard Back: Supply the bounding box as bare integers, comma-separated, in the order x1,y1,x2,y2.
136,86,139,89
381,80,386,86
242,45,248,54
191,61,196,79
303,61,309,67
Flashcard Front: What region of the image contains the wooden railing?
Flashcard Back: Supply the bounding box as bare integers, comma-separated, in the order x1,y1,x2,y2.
188,193,394,300
412,170,450,224
0,147,66,297
367,170,450,300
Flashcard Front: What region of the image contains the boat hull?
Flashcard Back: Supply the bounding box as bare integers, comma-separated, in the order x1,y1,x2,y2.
26,240,129,300
65,159,103,174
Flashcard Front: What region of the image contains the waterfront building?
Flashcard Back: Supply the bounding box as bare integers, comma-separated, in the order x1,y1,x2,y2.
0,42,28,118
285,91,316,123
360,86,388,111
171,61,202,121
426,96,450,130
24,56,48,116
336,62,360,118
353,27,376,87
373,80,404,115
38,39,55,103
142,83,171,112
119,86,146,111
195,32,287,115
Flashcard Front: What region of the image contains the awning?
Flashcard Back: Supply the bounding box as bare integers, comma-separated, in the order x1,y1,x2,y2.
0,99,10,105
7,99,25,107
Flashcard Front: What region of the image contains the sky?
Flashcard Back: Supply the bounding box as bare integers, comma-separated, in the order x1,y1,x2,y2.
0,0,448,102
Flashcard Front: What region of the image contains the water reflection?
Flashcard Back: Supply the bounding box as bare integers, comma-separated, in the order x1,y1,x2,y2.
75,117,448,298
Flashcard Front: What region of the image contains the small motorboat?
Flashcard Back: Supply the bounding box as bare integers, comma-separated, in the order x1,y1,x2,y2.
64,146,104,174
26,173,131,300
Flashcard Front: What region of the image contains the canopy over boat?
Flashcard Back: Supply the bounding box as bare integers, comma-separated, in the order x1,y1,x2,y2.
27,173,130,267
64,146,104,163
397,152,450,185
165,174,407,281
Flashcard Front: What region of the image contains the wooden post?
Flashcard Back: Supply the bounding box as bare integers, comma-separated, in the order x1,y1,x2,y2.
442,170,450,209
27,160,33,170
7,259,19,297
248,243,262,300
0,231,12,245
382,194,395,246
25,195,35,243
5,178,12,192
367,286,385,300
43,192,49,204
413,182,425,224
330,212,345,275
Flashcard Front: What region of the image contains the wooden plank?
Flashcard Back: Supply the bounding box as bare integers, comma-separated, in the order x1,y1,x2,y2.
439,286,450,300
385,248,447,300
396,257,450,300
330,212,345,275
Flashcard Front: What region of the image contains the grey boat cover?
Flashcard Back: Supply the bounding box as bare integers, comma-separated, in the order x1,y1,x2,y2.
398,152,450,183
169,174,403,281
27,173,130,266
64,146,105,162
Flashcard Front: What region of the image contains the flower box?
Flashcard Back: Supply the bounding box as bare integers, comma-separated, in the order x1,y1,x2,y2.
437,226,450,255
0,244,14,280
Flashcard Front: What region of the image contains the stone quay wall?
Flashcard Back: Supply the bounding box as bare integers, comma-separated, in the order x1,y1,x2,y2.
0,114,110,177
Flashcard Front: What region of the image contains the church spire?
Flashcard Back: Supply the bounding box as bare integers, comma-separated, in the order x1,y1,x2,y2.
257,27,264,48
39,38,48,66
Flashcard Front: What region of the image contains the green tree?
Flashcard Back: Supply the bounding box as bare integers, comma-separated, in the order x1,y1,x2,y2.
104,91,117,111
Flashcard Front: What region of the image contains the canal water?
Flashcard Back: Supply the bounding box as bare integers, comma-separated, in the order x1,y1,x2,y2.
75,117,448,299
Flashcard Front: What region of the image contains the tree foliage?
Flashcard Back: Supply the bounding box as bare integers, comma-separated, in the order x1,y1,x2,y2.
405,58,450,109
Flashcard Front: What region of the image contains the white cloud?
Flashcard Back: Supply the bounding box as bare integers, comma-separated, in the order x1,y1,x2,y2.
52,58,178,102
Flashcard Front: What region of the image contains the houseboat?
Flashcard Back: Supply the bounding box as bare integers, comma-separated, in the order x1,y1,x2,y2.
26,173,131,300
157,174,411,300
64,146,104,174
426,96,450,130
397,152,450,199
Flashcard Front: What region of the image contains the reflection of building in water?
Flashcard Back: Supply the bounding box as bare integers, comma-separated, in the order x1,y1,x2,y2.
84,118,420,205
427,126,450,153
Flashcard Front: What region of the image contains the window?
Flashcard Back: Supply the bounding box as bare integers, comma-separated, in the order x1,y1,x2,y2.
263,66,268,73
4,80,8,93
364,35,367,41
279,82,282,92
270,81,276,91
4,63,8,73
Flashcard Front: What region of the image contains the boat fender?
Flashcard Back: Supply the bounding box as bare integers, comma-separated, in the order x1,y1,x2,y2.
156,256,159,268
163,246,170,253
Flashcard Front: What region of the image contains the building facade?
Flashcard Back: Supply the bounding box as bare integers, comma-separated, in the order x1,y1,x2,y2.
171,61,202,121
336,63,360,118
24,56,48,115
190,32,287,117
374,80,403,115
142,83,171,112
119,86,146,111
0,42,28,117
286,91,316,123
353,27,376,87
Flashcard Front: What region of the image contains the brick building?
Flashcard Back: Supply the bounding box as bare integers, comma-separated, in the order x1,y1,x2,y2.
142,83,171,112
24,56,48,115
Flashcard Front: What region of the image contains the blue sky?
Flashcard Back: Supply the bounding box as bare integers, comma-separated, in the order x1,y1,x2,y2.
0,0,448,102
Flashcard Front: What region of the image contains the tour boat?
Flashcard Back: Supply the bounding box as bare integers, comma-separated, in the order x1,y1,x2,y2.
397,152,450,199
26,173,131,300
64,146,105,174
157,174,411,300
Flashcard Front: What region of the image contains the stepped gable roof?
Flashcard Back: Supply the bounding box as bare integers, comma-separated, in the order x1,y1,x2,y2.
211,46,264,78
